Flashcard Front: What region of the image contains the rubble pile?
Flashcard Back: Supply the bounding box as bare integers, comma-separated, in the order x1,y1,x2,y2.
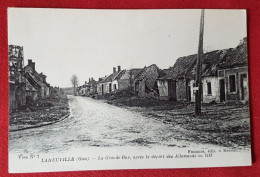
9,96,70,132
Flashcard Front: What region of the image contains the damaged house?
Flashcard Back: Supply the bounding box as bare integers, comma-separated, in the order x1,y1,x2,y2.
111,68,143,92
157,50,231,102
77,78,97,96
190,38,248,103
216,37,248,103
9,45,54,111
9,45,26,111
157,55,196,101
87,78,97,95
24,59,50,101
96,66,143,95
188,49,232,103
157,37,248,103
134,64,162,98
77,84,87,96
96,77,106,95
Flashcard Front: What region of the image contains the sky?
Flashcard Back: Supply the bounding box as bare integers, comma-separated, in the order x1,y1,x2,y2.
8,8,247,88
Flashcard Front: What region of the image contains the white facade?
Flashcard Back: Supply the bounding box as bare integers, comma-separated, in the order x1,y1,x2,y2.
111,80,118,92
190,76,219,103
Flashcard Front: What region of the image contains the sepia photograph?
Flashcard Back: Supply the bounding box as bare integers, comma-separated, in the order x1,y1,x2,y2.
8,8,251,173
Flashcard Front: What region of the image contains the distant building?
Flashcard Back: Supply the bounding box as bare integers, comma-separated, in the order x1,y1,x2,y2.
77,85,86,96
96,66,142,95
97,66,122,95
111,68,143,92
87,78,97,95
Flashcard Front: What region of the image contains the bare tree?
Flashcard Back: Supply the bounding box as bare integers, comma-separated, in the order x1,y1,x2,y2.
71,74,79,96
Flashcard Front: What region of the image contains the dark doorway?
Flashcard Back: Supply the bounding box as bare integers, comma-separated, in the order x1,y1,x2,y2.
168,80,176,101
219,79,225,102
240,74,248,100
101,84,104,95
135,82,139,95
26,96,33,106
109,83,112,92
187,85,191,102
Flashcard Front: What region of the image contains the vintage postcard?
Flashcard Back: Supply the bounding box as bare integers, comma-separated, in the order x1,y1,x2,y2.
8,8,251,173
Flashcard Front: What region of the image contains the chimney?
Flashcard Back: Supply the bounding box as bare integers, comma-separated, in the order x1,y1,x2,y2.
85,81,87,85
118,65,121,72
89,78,91,82
43,76,46,83
40,72,46,82
32,62,35,71
113,67,116,73
28,59,32,66
92,77,94,81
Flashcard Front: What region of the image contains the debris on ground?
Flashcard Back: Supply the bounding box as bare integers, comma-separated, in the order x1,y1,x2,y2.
9,95,70,131
92,89,250,149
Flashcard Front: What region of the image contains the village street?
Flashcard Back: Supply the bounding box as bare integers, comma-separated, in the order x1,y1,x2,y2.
9,95,212,154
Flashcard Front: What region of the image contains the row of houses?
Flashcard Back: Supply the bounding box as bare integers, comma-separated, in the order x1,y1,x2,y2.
77,78,98,96
9,45,55,112
157,37,249,103
77,66,143,96
87,64,167,97
96,66,144,95
78,37,248,104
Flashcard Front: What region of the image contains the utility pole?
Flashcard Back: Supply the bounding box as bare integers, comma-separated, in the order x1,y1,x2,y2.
195,9,205,115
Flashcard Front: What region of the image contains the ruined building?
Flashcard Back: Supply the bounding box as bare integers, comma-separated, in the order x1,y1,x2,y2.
9,45,26,112
157,37,248,103
9,45,52,112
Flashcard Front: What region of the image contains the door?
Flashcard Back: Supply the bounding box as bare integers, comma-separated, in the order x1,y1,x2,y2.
109,83,112,93
240,74,248,101
15,85,24,109
135,82,139,94
219,79,225,102
187,86,191,102
168,80,176,101
101,84,104,95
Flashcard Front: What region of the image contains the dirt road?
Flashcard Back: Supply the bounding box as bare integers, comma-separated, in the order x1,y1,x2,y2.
9,95,209,154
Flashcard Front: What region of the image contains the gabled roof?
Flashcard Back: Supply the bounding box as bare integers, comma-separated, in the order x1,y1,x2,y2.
217,37,248,69
134,64,159,81
159,46,242,80
134,64,160,91
25,78,37,91
100,70,121,83
187,50,231,78
112,70,126,81
24,64,50,86
24,72,45,88
159,68,170,78
159,54,197,80
129,68,143,78
88,80,97,84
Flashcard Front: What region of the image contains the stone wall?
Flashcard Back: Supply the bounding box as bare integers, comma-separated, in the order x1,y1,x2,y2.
157,80,168,98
